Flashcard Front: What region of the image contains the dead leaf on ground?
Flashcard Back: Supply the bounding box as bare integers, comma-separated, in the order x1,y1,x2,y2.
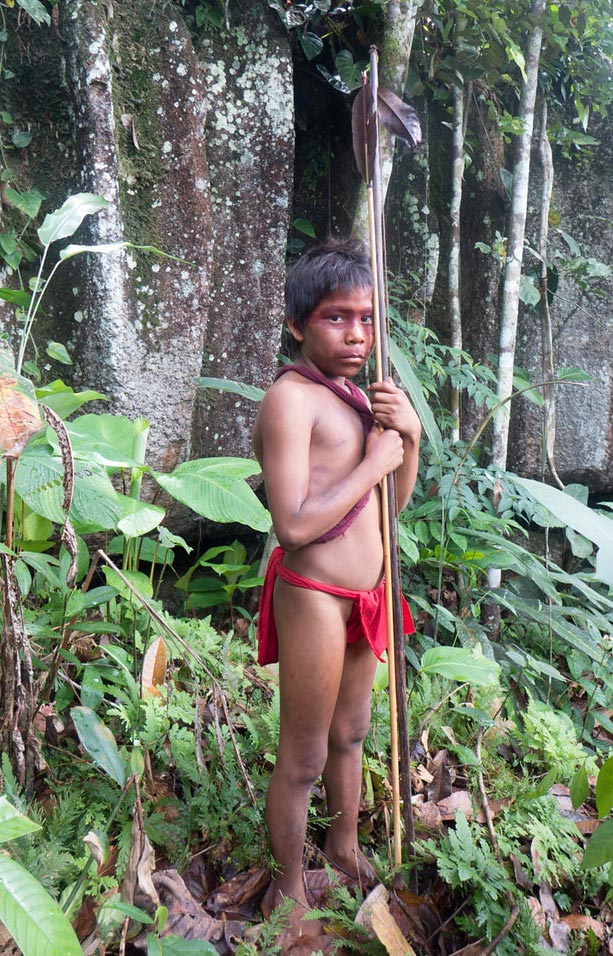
205,865,269,915
559,913,606,938
355,883,389,936
548,918,572,951
153,868,224,942
141,636,167,697
370,899,418,955
413,800,443,830
436,789,473,820
121,805,159,914
427,750,454,803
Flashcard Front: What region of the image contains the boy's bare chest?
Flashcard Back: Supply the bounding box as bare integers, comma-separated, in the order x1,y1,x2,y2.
310,400,365,461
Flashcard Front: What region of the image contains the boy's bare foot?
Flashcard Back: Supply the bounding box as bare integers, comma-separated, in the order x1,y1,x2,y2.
260,880,323,938
321,845,377,887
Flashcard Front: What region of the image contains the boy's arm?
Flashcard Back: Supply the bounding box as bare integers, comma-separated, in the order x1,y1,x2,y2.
368,379,422,512
257,385,404,551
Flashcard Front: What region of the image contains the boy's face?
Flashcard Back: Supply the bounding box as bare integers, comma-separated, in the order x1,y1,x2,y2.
287,285,374,381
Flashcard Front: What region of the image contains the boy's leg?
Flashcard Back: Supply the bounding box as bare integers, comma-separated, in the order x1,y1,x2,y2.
321,638,378,881
266,578,352,914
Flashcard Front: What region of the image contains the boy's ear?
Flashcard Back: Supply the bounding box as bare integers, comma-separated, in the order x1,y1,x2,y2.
286,318,304,343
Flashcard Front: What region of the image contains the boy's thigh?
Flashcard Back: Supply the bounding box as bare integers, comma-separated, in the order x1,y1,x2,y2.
273,578,352,736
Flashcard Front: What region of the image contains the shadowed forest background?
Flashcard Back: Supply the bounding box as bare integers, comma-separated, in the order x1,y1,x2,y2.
0,1,613,954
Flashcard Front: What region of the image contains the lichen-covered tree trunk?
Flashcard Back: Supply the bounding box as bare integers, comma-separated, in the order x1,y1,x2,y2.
0,1,293,520
491,0,546,472
191,2,294,462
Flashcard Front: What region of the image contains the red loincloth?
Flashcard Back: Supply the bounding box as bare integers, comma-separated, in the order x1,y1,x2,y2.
257,547,415,666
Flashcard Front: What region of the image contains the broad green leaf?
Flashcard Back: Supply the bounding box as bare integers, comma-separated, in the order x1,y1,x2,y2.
519,274,540,306
45,342,72,365
391,338,443,463
15,443,123,530
0,347,43,457
71,705,127,786
0,796,41,843
582,819,613,869
37,193,108,247
2,186,44,219
197,377,265,403
513,476,613,584
11,131,32,148
596,755,613,819
0,855,81,956
299,31,324,60
96,897,154,924
35,381,107,419
103,566,154,601
153,458,271,532
16,0,51,25
420,646,500,686
117,496,165,538
67,413,149,468
292,218,316,239
159,936,218,955
0,287,31,308
570,766,589,811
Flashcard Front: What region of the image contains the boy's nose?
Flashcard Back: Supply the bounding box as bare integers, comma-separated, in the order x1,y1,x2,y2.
346,319,365,341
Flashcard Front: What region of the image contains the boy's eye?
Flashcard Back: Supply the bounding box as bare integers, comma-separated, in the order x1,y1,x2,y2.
362,315,373,324
328,315,343,323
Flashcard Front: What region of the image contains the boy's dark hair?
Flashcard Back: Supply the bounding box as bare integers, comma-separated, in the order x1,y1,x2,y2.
285,237,372,329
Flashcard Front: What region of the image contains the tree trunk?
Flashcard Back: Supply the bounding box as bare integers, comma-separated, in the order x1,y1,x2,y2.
352,0,420,239
491,0,546,471
448,13,468,442
488,0,545,594
537,97,563,489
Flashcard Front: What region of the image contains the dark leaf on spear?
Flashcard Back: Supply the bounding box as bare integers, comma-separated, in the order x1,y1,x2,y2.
352,81,422,183
378,86,422,151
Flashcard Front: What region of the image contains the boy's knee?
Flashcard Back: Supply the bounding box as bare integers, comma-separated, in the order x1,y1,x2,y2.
328,713,371,754
277,741,328,787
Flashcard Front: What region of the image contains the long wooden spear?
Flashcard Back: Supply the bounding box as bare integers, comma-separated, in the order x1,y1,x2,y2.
352,47,421,870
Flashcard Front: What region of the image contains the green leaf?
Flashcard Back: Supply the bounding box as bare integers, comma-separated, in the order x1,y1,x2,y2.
71,706,127,786
0,855,81,956
513,476,613,585
97,898,154,924
292,218,316,239
153,458,271,532
519,274,541,306
570,766,589,811
0,797,41,843
117,497,165,538
45,342,73,365
596,755,613,819
102,566,154,601
196,377,265,403
159,936,218,955
391,338,443,464
37,193,108,246
11,131,32,148
299,31,324,61
67,413,149,468
3,187,44,219
35,381,107,419
420,646,500,686
582,819,613,869
0,287,32,308
15,0,51,25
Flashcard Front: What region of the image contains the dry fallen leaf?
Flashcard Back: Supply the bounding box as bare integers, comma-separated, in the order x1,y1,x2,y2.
370,899,417,956
141,636,167,697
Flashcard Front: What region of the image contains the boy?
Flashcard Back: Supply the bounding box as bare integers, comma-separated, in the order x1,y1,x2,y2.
252,238,421,935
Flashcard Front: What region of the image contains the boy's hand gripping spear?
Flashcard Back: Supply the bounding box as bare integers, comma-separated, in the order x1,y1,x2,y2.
352,47,422,870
